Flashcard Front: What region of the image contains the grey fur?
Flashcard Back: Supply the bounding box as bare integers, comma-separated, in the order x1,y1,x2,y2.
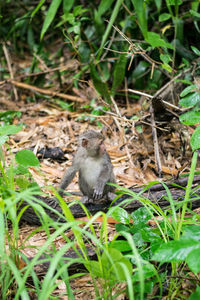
59,130,116,203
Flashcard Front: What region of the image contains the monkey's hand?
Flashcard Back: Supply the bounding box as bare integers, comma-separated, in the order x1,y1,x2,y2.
93,182,105,200
81,196,94,204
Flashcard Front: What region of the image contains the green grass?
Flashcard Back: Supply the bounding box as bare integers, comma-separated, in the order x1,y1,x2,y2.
0,137,200,299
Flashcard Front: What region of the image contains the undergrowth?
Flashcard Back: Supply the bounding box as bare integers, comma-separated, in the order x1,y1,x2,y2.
0,125,200,299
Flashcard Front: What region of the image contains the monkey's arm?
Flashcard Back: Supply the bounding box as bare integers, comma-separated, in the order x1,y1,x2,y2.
58,165,78,196
93,163,112,200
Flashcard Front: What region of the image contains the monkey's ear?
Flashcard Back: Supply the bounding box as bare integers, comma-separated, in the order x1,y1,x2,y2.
82,138,88,147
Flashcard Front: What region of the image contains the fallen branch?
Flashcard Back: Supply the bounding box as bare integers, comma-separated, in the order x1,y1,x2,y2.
19,175,200,225
10,80,85,103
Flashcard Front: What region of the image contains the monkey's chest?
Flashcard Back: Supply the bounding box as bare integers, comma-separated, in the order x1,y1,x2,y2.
79,157,103,187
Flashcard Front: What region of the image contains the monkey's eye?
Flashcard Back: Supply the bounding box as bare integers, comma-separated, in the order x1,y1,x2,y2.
82,138,88,147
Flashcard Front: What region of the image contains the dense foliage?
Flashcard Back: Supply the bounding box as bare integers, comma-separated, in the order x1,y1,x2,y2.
1,0,200,299
1,0,200,94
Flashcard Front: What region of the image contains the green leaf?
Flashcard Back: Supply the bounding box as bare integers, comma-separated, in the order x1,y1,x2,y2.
186,248,200,274
191,126,200,151
131,0,148,39
154,0,162,12
97,0,124,59
180,85,198,97
176,79,193,85
111,256,132,281
78,42,91,63
111,53,127,95
110,240,132,252
173,39,196,61
0,136,9,146
166,0,182,5
161,63,172,72
132,61,149,79
160,54,171,64
131,232,146,247
115,223,131,233
73,5,88,17
174,18,184,44
179,111,200,125
190,9,200,19
15,149,40,167
179,92,200,107
63,0,74,14
188,286,200,300
152,238,200,262
31,0,46,18
102,248,132,281
95,0,115,21
111,207,131,224
0,125,22,136
0,111,21,125
132,263,156,281
191,46,200,56
13,165,29,175
140,228,162,243
27,25,35,50
147,32,173,49
90,64,111,102
159,13,171,22
16,176,31,190
101,62,110,81
86,248,132,281
131,207,151,226
183,225,200,241
40,0,62,39
86,260,103,278
55,99,74,111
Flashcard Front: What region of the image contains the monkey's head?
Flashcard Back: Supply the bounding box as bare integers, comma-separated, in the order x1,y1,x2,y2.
80,130,105,157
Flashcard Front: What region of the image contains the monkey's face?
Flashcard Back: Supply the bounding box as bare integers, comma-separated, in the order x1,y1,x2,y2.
82,137,105,157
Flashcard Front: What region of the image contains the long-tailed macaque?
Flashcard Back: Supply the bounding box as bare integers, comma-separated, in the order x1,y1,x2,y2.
58,130,116,203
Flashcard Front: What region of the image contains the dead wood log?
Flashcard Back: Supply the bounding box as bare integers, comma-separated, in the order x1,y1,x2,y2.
19,175,200,226
29,246,97,276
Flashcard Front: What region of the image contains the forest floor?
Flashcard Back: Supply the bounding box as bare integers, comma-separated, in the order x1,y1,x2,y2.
0,50,197,299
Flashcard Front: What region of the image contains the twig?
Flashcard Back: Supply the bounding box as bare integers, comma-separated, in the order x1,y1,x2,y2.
127,88,184,111
140,120,169,132
33,53,50,71
162,100,183,111
98,110,169,131
105,21,171,80
111,23,162,66
113,116,135,167
128,88,153,99
0,60,78,85
125,77,130,111
110,96,121,117
101,29,116,61
122,1,133,16
2,43,18,101
153,67,191,99
10,80,84,103
150,103,162,177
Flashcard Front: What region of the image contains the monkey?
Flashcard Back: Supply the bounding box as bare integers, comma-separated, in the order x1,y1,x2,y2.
58,130,116,203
